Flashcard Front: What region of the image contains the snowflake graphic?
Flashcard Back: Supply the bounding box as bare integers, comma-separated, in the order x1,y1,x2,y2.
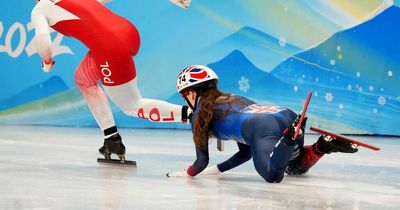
279,37,287,47
369,85,374,92
238,76,250,93
325,92,334,102
330,59,336,65
388,70,393,77
347,84,352,90
314,91,318,97
378,96,386,105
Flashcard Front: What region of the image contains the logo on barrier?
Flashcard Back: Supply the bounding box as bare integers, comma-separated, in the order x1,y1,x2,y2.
0,21,73,58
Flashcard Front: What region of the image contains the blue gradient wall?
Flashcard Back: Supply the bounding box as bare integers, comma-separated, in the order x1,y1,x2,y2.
0,0,398,135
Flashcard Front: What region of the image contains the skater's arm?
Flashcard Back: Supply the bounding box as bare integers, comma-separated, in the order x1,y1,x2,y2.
32,11,53,67
216,142,252,172
166,145,209,177
186,146,210,176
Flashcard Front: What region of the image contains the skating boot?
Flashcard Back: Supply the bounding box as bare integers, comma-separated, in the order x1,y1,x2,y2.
99,133,126,161
284,115,308,141
313,135,358,154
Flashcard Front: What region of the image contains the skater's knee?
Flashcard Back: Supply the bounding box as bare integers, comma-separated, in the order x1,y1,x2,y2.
74,73,89,89
264,174,284,183
74,71,98,90
263,167,285,183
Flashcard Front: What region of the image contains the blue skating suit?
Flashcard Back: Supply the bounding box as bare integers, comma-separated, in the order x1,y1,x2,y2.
188,95,304,183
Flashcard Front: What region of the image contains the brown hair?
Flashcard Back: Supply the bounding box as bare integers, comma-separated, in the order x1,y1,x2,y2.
193,84,229,149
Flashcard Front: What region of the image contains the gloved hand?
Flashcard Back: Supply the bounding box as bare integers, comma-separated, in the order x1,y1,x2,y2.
198,165,221,175
42,60,55,73
166,168,190,177
170,0,192,9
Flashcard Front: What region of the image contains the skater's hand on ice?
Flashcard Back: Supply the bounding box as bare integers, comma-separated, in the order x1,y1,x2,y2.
42,60,55,73
166,168,190,177
199,165,221,175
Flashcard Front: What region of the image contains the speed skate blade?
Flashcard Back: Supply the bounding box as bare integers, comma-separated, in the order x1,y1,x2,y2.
310,127,380,151
293,92,312,139
97,158,137,167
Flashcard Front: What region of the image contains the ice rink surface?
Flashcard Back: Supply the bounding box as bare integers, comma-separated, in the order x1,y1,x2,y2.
0,125,399,210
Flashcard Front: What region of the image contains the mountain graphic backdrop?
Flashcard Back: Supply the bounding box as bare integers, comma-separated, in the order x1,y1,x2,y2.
206,26,303,72
169,50,294,106
0,76,69,111
271,6,400,134
0,5,399,135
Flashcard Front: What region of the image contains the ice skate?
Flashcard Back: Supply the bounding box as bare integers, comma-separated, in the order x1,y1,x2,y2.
98,133,136,166
310,127,380,151
283,92,312,140
99,133,126,159
314,135,359,154
284,115,308,140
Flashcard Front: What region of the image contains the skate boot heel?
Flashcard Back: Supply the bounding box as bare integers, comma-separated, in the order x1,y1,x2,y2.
119,155,126,162
104,133,126,156
97,131,136,166
99,145,112,159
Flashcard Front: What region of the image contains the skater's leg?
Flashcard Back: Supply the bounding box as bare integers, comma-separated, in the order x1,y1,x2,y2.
285,136,323,175
285,131,358,176
251,135,296,183
103,78,187,123
74,52,115,131
74,52,125,158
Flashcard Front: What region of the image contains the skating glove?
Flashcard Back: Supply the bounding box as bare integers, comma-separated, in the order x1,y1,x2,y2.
42,60,55,73
199,165,221,175
166,168,191,177
314,135,358,154
170,0,192,9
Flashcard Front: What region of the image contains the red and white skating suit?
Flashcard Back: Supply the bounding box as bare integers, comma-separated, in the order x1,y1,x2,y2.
32,0,183,130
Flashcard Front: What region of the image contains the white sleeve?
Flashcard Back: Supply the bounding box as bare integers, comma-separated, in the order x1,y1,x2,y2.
32,9,52,63
97,0,113,4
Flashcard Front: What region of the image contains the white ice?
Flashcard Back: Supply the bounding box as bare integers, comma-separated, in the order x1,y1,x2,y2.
0,125,399,210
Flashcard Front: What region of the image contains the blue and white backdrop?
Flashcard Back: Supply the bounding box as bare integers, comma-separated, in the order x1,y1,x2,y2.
0,0,399,135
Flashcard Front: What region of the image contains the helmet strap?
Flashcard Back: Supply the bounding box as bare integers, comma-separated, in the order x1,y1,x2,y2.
184,92,201,111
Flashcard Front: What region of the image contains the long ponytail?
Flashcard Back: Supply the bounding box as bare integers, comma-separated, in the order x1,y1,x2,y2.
193,85,228,149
